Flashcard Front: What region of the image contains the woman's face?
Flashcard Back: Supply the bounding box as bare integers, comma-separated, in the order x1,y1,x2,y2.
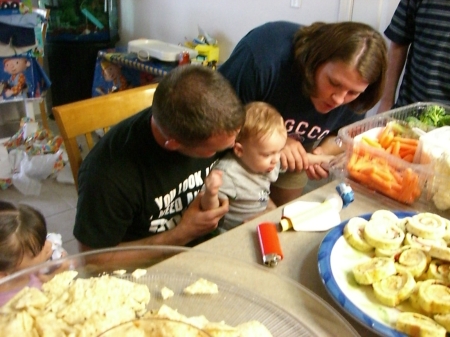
311,61,369,113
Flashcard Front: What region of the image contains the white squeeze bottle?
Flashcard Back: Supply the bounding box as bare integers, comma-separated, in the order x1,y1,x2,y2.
280,183,354,232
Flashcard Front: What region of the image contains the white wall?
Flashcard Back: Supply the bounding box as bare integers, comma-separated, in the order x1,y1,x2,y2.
119,0,341,63
1,0,400,124
119,0,399,62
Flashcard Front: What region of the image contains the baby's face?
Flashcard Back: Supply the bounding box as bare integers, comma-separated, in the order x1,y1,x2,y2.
16,240,53,271
236,131,287,174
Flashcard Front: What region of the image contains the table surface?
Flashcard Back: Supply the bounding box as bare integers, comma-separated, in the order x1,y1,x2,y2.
195,179,419,337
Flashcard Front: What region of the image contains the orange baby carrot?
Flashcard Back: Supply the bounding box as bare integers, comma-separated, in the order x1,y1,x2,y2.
362,136,382,148
402,153,415,163
388,167,403,185
352,156,373,171
374,167,395,182
392,141,401,157
399,147,416,156
384,187,403,202
378,126,390,143
347,153,358,170
380,130,394,149
399,142,417,152
348,170,368,183
360,166,375,175
393,137,419,146
385,143,394,154
370,171,392,190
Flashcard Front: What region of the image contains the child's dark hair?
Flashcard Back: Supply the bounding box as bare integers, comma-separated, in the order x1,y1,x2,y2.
0,201,47,272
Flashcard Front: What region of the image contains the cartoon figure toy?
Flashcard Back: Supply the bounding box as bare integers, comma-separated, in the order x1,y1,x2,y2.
2,57,31,100
95,60,129,95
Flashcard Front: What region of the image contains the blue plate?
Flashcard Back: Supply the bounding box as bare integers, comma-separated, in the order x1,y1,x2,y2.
318,211,417,337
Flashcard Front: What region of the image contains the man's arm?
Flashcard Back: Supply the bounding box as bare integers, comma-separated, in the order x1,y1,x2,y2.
78,193,229,258
377,41,409,114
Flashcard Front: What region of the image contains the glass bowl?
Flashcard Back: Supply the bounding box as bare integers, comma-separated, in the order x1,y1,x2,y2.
0,246,359,336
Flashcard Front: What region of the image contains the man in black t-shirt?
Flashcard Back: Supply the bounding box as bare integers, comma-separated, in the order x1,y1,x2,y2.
74,65,245,255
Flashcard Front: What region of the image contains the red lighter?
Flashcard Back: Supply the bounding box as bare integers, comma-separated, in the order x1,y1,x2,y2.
257,222,283,267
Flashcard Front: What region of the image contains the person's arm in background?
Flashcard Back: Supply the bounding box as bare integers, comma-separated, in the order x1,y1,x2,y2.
376,41,409,114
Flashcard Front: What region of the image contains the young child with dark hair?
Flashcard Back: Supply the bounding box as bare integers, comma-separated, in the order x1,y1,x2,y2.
0,201,66,306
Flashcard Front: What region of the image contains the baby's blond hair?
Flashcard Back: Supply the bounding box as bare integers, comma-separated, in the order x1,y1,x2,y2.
237,102,287,142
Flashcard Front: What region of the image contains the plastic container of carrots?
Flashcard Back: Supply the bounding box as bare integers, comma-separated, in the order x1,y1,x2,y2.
336,102,450,206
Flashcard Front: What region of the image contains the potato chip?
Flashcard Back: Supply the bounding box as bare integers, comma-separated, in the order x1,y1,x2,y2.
183,278,219,295
0,272,272,337
0,271,151,336
161,286,174,300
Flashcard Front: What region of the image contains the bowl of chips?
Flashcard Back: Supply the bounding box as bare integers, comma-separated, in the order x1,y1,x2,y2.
99,317,212,337
0,246,359,336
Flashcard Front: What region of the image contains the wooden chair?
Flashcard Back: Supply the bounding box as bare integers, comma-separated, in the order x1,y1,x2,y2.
52,83,158,190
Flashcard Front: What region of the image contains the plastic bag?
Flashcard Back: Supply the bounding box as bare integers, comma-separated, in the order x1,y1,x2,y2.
12,149,63,195
4,117,64,195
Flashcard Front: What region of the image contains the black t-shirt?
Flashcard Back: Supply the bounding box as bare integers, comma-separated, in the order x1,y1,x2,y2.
74,108,218,248
219,21,364,145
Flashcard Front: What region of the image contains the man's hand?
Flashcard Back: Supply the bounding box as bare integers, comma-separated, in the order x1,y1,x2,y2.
177,191,229,240
79,192,230,254
280,137,309,172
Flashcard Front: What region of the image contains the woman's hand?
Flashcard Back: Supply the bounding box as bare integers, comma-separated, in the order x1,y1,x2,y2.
305,146,330,180
280,137,309,172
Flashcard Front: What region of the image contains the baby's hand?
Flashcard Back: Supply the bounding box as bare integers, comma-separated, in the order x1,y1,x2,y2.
205,170,223,196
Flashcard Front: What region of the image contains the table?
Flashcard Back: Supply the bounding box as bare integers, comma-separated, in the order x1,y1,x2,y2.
195,179,418,337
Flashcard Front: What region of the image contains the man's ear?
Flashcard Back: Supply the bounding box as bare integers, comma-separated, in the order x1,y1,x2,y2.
233,142,244,158
164,139,181,151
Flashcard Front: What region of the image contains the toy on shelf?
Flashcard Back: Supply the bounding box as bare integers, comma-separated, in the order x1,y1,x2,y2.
0,3,51,129
185,25,220,67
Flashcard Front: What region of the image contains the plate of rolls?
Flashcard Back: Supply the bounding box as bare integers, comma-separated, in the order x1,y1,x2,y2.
318,210,450,337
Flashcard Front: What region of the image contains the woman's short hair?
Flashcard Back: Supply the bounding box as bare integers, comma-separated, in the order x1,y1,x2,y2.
294,21,387,114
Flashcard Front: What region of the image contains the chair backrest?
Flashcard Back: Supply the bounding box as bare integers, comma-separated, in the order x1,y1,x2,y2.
52,83,158,190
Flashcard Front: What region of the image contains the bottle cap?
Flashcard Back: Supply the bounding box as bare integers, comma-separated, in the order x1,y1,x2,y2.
336,183,354,208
